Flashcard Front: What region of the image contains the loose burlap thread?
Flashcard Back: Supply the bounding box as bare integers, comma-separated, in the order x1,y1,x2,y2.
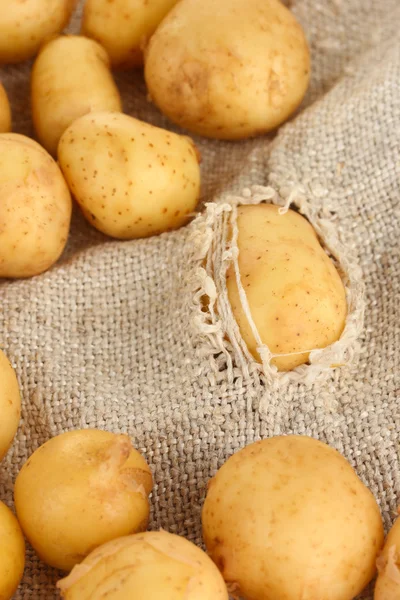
0,1,399,598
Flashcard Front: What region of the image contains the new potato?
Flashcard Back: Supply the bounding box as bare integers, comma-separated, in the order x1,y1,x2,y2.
0,0,77,64
227,204,347,371
202,435,384,600
57,531,229,599
0,502,25,600
58,112,201,239
32,35,122,155
82,0,179,69
0,133,72,278
375,515,400,599
0,350,21,462
0,83,11,132
14,429,153,571
145,0,310,139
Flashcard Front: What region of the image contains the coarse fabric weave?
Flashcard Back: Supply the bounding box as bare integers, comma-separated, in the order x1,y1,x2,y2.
0,1,399,598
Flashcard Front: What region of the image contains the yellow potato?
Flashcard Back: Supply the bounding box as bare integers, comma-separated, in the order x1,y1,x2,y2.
82,0,179,69
202,435,384,600
0,350,21,462
58,111,201,239
57,531,228,599
14,429,153,571
226,204,347,371
0,501,25,600
0,134,72,278
0,0,77,64
0,83,11,132
375,515,400,599
32,35,122,156
144,0,310,139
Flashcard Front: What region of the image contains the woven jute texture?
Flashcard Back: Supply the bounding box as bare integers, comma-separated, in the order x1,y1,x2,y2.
1,0,399,598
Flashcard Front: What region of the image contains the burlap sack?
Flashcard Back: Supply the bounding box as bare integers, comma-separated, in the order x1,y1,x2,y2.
0,0,399,598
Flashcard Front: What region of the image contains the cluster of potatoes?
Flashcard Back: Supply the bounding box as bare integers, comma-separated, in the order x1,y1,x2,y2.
1,351,399,599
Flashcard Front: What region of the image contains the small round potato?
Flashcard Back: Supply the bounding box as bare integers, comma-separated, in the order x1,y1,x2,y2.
145,0,310,139
0,0,77,64
82,0,179,69
14,429,153,571
57,531,228,599
58,112,201,239
0,501,25,600
0,350,21,462
202,436,384,600
0,83,11,132
227,204,347,371
375,515,400,599
32,35,122,155
0,134,72,278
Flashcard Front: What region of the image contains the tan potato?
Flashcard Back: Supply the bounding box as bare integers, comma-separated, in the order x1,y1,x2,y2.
82,0,179,69
226,204,347,371
0,350,21,462
0,83,11,132
0,134,72,278
58,531,228,599
0,0,77,64
202,435,384,600
375,515,400,599
144,0,310,139
14,429,153,571
0,501,25,600
32,35,122,156
58,111,201,239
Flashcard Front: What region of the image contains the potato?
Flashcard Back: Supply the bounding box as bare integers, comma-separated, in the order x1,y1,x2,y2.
0,0,77,64
0,83,11,132
0,350,21,462
32,35,122,156
0,134,72,278
14,429,153,571
202,435,384,600
144,0,310,139
57,531,228,599
375,515,400,599
58,111,200,239
82,0,179,69
0,501,25,599
226,204,347,371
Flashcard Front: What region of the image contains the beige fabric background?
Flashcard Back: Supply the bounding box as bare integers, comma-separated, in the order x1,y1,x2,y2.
0,0,399,598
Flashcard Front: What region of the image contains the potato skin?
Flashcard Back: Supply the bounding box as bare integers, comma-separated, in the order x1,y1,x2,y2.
57,531,228,599
375,517,400,600
0,350,21,462
0,502,25,600
226,204,347,371
0,0,77,64
144,0,310,139
14,429,153,571
202,435,384,600
82,0,179,69
0,83,11,132
58,111,200,239
32,35,122,156
0,134,72,279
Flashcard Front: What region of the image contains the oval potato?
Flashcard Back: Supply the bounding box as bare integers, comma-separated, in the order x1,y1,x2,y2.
82,0,179,69
0,501,25,600
0,83,11,132
0,350,21,461
375,515,400,600
58,531,228,599
58,112,200,239
226,204,347,371
202,435,384,600
145,0,310,139
0,0,77,64
32,35,122,156
0,133,72,278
